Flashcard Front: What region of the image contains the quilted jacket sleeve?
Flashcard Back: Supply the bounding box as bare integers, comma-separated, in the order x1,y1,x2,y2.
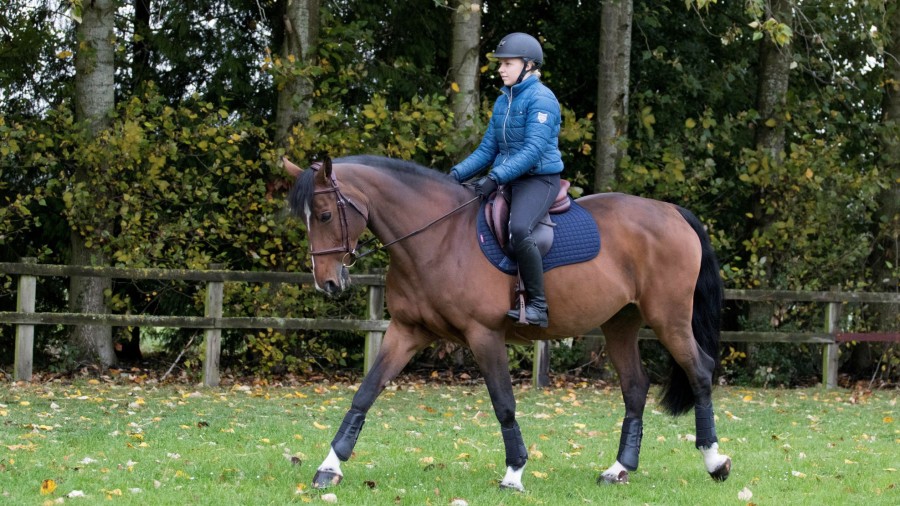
450,120,499,182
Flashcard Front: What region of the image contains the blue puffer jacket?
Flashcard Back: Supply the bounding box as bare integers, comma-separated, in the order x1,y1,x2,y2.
451,76,564,185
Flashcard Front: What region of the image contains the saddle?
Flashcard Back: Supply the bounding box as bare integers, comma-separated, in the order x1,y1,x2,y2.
485,179,571,257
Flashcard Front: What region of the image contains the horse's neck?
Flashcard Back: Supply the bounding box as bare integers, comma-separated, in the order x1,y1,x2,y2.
359,173,473,267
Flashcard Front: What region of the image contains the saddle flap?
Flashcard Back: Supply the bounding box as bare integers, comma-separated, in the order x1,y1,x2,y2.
485,185,558,256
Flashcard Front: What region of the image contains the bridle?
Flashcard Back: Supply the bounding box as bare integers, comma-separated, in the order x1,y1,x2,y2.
307,162,367,267
307,163,479,267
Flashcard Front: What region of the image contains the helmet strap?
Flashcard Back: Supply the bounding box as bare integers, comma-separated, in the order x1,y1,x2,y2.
515,59,532,85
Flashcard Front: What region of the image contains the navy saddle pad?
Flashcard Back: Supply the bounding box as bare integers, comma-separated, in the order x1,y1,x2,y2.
476,199,601,275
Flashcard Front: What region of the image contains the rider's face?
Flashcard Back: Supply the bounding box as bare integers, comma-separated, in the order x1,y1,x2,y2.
498,58,527,87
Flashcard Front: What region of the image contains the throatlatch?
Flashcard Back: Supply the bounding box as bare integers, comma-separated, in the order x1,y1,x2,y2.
694,403,718,449
501,423,529,469
331,409,366,461
616,417,644,471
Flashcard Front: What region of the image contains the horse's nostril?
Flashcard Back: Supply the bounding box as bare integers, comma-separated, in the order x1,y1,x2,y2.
323,280,340,295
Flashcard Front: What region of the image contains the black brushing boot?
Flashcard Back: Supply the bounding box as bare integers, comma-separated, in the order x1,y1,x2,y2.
506,240,548,327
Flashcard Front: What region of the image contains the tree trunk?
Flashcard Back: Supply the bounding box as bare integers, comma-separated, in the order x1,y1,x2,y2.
745,0,794,372
450,0,482,144
71,0,117,367
754,0,792,156
594,0,633,193
871,3,900,326
275,0,320,148
748,0,792,277
132,0,151,95
584,0,632,363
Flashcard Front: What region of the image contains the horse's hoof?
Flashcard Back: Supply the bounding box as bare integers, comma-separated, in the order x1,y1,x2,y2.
709,457,731,482
312,469,343,489
499,480,525,492
598,470,629,485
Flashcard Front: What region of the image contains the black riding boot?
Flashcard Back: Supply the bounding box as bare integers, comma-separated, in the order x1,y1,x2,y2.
506,240,549,327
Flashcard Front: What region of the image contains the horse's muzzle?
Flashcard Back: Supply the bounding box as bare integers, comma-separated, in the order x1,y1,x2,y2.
319,266,351,297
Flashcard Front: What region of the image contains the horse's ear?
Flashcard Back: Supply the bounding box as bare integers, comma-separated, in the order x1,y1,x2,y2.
316,155,333,185
282,157,303,178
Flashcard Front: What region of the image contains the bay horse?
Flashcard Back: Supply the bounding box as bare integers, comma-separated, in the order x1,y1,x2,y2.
284,154,731,491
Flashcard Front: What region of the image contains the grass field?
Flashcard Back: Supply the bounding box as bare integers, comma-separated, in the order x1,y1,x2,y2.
0,378,896,505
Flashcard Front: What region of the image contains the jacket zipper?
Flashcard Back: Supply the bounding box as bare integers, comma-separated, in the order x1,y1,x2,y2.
501,87,513,164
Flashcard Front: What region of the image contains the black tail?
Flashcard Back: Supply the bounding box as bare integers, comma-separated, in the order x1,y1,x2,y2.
659,207,724,416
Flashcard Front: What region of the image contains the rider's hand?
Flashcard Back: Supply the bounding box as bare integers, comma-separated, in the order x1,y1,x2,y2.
472,175,498,199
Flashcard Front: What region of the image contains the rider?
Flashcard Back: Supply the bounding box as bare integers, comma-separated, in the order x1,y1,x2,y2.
450,32,564,328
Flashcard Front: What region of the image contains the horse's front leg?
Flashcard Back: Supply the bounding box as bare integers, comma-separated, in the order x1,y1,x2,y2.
469,333,528,491
312,323,431,489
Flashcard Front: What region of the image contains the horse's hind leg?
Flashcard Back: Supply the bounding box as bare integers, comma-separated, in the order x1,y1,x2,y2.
598,306,649,484
655,321,731,481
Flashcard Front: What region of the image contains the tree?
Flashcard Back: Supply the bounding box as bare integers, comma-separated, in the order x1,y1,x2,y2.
449,0,482,140
871,2,900,325
70,0,117,366
594,0,632,192
275,0,320,148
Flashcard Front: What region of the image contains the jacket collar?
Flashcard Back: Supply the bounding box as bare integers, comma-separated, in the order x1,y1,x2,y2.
502,74,540,95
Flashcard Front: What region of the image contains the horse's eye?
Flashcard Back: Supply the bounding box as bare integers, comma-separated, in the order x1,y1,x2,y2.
319,212,332,223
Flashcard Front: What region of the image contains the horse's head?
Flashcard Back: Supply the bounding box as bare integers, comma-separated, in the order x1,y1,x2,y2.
285,156,368,296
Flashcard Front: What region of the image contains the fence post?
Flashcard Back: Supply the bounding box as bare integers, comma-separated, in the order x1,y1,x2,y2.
14,258,37,382
364,271,385,375
822,296,841,389
533,341,550,388
202,264,225,387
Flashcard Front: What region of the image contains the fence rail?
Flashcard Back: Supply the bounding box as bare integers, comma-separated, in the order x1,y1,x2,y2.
2,261,897,388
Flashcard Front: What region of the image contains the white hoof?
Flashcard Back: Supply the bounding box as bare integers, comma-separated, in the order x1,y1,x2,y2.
499,465,525,491
599,461,629,484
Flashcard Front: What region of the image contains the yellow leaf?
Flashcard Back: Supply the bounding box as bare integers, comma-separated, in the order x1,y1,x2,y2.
884,416,894,423
450,82,460,93
19,401,30,406
765,118,777,127
742,395,753,402
313,422,330,430
805,168,814,179
40,479,57,495
685,118,697,129
531,471,548,479
56,50,73,59
844,459,858,464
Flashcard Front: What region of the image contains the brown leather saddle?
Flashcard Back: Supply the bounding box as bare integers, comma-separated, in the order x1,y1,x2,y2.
484,179,572,257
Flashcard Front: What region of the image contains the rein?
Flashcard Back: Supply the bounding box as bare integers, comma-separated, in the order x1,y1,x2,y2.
308,162,479,267
352,195,480,262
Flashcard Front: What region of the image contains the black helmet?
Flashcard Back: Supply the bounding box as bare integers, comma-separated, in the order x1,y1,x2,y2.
493,32,543,68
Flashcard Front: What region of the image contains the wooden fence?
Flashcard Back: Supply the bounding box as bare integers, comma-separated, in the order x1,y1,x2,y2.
2,261,897,388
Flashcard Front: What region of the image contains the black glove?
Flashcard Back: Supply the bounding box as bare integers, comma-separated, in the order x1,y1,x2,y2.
471,175,498,199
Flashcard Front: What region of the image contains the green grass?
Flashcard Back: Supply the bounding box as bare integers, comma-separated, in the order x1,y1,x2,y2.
1,379,897,505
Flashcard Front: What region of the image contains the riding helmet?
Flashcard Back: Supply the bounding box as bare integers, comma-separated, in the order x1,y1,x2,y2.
493,32,543,68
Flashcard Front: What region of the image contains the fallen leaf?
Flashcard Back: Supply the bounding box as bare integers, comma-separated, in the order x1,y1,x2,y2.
531,471,548,479
40,479,57,495
313,422,330,430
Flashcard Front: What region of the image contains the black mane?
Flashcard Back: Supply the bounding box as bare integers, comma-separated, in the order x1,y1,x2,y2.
287,155,455,217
